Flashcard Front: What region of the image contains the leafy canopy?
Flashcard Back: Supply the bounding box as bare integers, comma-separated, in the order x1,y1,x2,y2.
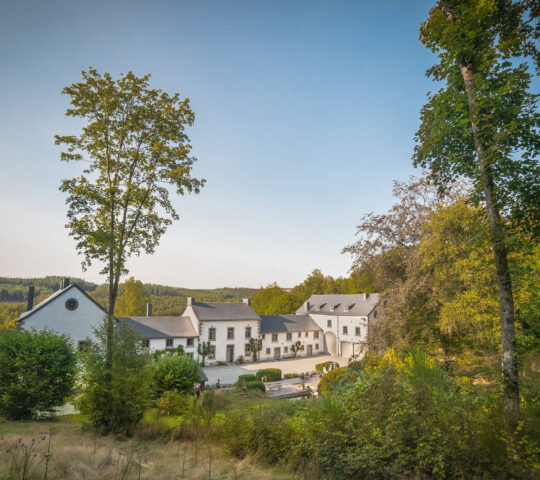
56,68,205,277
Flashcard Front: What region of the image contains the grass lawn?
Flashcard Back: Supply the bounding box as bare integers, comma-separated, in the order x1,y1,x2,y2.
0,393,298,480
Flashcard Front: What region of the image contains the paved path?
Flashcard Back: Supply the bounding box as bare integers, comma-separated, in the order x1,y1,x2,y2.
203,354,346,385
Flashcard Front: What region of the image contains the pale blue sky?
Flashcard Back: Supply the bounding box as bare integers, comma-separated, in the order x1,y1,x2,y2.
0,0,435,288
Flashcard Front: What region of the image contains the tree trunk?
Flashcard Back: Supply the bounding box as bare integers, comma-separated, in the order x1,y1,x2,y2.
460,63,519,435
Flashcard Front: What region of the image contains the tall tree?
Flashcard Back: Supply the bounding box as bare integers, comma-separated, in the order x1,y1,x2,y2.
415,1,539,434
56,69,204,431
115,277,150,316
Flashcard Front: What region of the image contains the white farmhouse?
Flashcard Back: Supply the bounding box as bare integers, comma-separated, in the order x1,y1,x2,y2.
17,281,380,364
297,293,380,358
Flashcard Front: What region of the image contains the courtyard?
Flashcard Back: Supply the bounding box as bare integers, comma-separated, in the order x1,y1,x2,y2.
202,354,347,385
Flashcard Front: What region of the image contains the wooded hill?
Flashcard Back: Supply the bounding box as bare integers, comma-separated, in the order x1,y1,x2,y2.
0,275,258,318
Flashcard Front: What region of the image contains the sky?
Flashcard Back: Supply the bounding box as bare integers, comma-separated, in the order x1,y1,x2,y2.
0,0,436,288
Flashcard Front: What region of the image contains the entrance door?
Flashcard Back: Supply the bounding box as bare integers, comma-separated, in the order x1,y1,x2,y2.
307,345,313,356
273,347,280,359
226,345,234,363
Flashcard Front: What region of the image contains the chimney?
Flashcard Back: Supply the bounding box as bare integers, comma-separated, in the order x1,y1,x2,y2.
61,277,70,289
27,286,35,311
186,297,194,306
363,293,370,301
304,301,310,312
243,298,251,306
146,303,152,317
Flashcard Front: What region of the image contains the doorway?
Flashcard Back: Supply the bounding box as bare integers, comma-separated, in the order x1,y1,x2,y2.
307,345,312,356
226,345,234,363
273,347,280,360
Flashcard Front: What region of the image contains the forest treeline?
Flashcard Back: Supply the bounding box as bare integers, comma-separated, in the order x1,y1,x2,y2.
0,276,257,329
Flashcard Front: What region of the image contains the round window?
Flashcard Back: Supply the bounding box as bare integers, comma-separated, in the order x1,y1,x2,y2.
65,298,79,311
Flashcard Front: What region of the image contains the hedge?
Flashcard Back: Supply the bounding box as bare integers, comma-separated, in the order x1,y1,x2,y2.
318,367,348,395
237,374,257,384
246,380,266,393
284,373,298,379
256,368,282,382
315,361,333,372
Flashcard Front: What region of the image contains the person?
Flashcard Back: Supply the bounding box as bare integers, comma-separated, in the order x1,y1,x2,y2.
216,378,221,389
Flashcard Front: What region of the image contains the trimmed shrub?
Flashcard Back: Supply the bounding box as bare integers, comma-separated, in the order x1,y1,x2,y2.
0,329,76,419
237,374,257,384
315,361,332,372
284,373,298,379
246,380,266,393
256,368,282,382
318,367,348,395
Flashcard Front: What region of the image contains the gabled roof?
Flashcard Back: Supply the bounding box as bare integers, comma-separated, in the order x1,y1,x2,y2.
260,314,322,334
296,294,380,316
191,301,260,321
17,283,107,322
123,316,198,339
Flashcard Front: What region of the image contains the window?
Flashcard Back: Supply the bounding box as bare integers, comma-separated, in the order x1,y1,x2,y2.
315,344,319,350
327,320,332,328
374,309,378,318
305,331,308,337
65,298,79,311
298,332,301,338
227,327,234,340
343,326,348,335
78,340,89,352
262,334,265,340
166,338,173,348
245,343,251,355
209,327,216,341
272,333,278,342
208,345,216,359
186,338,194,347
286,332,292,341
314,331,319,339
142,339,150,348
266,348,271,355
245,326,251,338
355,327,361,336
284,346,288,354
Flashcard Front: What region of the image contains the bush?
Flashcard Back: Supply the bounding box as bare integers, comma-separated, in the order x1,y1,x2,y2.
153,351,204,397
246,380,265,393
156,391,190,415
284,373,298,379
77,321,153,436
0,329,76,419
256,368,282,382
317,367,348,395
237,374,257,384
315,361,332,372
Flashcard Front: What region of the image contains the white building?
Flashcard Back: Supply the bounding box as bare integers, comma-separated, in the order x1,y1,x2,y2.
17,281,380,364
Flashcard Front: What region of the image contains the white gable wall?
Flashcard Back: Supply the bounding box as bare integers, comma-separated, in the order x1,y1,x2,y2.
18,288,106,346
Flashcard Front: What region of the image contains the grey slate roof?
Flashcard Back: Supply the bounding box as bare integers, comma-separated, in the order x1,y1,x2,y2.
123,316,198,339
18,283,106,322
191,301,260,321
260,314,322,334
296,294,380,316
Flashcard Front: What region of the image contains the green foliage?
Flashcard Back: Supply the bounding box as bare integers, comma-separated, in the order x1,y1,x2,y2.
216,349,540,479
115,277,150,316
76,321,153,435
315,361,332,372
284,373,298,379
153,352,203,397
290,340,302,357
156,391,190,416
317,367,348,395
249,337,262,361
0,303,20,331
245,381,265,393
0,329,76,419
197,340,211,366
237,374,257,384
255,369,282,382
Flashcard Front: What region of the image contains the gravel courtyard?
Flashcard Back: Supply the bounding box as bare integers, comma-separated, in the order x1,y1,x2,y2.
202,354,347,385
